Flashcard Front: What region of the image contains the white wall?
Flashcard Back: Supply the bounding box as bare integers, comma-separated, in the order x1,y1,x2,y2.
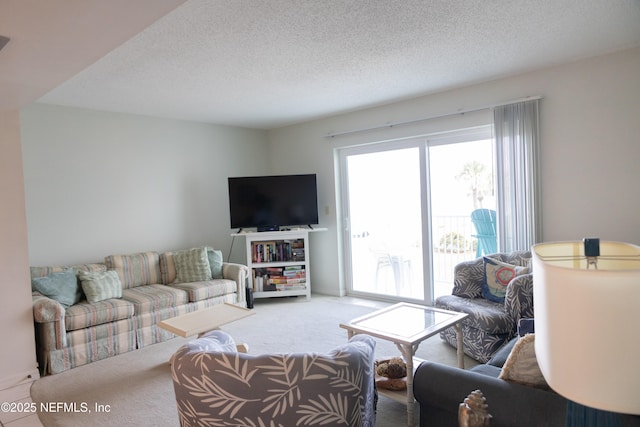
0,110,39,386
20,104,269,265
267,46,640,296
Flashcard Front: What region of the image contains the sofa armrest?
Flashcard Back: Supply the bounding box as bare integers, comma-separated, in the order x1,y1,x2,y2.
413,360,567,427
32,293,65,323
504,273,534,322
222,262,249,304
32,293,67,350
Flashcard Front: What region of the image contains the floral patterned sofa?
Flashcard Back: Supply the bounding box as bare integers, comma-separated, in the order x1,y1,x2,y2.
171,330,377,427
435,251,532,362
31,246,248,374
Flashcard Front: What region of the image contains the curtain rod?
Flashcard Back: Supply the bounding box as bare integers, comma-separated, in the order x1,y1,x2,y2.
325,95,542,138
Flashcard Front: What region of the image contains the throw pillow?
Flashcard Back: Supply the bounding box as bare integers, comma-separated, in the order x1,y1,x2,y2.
104,252,161,289
207,248,224,279
31,268,81,308
499,333,549,389
78,270,122,303
482,257,530,303
173,247,212,283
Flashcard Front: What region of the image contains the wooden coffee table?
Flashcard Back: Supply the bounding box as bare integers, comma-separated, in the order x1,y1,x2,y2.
340,302,468,426
158,303,255,352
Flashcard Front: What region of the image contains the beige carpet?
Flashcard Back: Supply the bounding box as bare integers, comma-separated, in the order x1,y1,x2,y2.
31,295,477,426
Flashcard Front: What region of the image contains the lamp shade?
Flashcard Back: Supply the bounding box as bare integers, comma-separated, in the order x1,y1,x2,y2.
532,241,640,415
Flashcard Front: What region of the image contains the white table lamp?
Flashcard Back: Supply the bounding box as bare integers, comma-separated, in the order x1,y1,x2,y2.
532,239,640,418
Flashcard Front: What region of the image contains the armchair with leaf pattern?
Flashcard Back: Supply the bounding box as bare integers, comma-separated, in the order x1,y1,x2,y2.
435,251,533,363
170,330,377,427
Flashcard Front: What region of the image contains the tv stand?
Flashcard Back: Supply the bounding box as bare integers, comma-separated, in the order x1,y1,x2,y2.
232,228,326,301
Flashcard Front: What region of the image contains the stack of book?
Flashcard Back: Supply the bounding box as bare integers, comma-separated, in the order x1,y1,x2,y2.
253,266,306,292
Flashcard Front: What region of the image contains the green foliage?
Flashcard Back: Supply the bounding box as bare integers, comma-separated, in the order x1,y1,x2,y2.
438,232,471,253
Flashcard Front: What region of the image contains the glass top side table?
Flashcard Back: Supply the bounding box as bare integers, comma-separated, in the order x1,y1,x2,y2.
340,302,468,426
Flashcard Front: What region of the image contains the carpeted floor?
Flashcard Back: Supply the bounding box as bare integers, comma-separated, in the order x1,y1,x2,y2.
31,295,477,426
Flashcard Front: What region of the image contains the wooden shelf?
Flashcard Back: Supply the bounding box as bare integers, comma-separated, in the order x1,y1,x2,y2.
233,229,326,301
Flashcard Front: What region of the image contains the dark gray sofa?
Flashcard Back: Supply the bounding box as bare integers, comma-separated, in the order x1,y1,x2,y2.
413,338,640,427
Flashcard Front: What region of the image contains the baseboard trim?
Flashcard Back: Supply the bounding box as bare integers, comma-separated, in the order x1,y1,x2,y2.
0,369,40,392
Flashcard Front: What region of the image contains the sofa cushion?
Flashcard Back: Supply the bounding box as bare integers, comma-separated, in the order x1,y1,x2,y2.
30,263,108,305
207,248,224,279
78,270,123,303
486,337,518,368
159,251,177,285
173,247,212,283
171,279,237,303
65,298,135,331
30,263,107,279
31,268,82,308
122,284,188,313
482,257,530,303
469,363,502,378
451,251,532,299
499,333,549,389
105,252,161,289
436,294,513,334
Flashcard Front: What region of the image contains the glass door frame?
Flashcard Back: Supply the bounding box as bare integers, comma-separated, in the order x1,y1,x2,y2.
337,125,493,305
337,138,433,305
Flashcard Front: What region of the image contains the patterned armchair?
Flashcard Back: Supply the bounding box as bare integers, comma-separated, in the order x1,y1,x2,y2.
435,251,532,363
171,330,377,427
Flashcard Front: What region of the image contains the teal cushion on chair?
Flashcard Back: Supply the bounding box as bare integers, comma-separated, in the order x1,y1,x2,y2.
31,268,81,308
207,248,224,279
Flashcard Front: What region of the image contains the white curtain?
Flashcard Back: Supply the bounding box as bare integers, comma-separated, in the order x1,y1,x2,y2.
494,99,541,252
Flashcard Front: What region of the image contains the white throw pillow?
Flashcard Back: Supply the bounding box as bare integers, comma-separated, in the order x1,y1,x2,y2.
498,333,549,389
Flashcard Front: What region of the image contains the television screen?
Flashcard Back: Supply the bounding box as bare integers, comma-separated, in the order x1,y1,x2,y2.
228,174,319,230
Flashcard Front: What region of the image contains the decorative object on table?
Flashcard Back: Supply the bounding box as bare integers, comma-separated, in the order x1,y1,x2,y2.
533,239,640,425
458,389,491,427
375,357,407,390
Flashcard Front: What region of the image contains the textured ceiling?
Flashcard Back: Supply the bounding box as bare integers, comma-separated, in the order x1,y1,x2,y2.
37,0,640,129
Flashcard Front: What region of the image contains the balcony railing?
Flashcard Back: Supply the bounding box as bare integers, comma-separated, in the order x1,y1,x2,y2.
350,215,481,301
431,215,476,280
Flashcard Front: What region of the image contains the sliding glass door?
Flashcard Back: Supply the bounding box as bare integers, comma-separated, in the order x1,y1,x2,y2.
428,137,495,301
339,127,494,304
342,142,426,301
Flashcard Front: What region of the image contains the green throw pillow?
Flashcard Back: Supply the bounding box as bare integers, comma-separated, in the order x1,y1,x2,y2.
173,247,212,283
207,248,224,279
78,270,122,303
482,257,529,303
31,268,81,308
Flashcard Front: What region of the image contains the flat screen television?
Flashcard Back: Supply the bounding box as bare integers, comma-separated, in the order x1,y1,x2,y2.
228,174,319,231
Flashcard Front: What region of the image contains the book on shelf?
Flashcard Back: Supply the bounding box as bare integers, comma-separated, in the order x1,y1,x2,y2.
275,283,307,291
268,277,306,285
252,239,305,263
